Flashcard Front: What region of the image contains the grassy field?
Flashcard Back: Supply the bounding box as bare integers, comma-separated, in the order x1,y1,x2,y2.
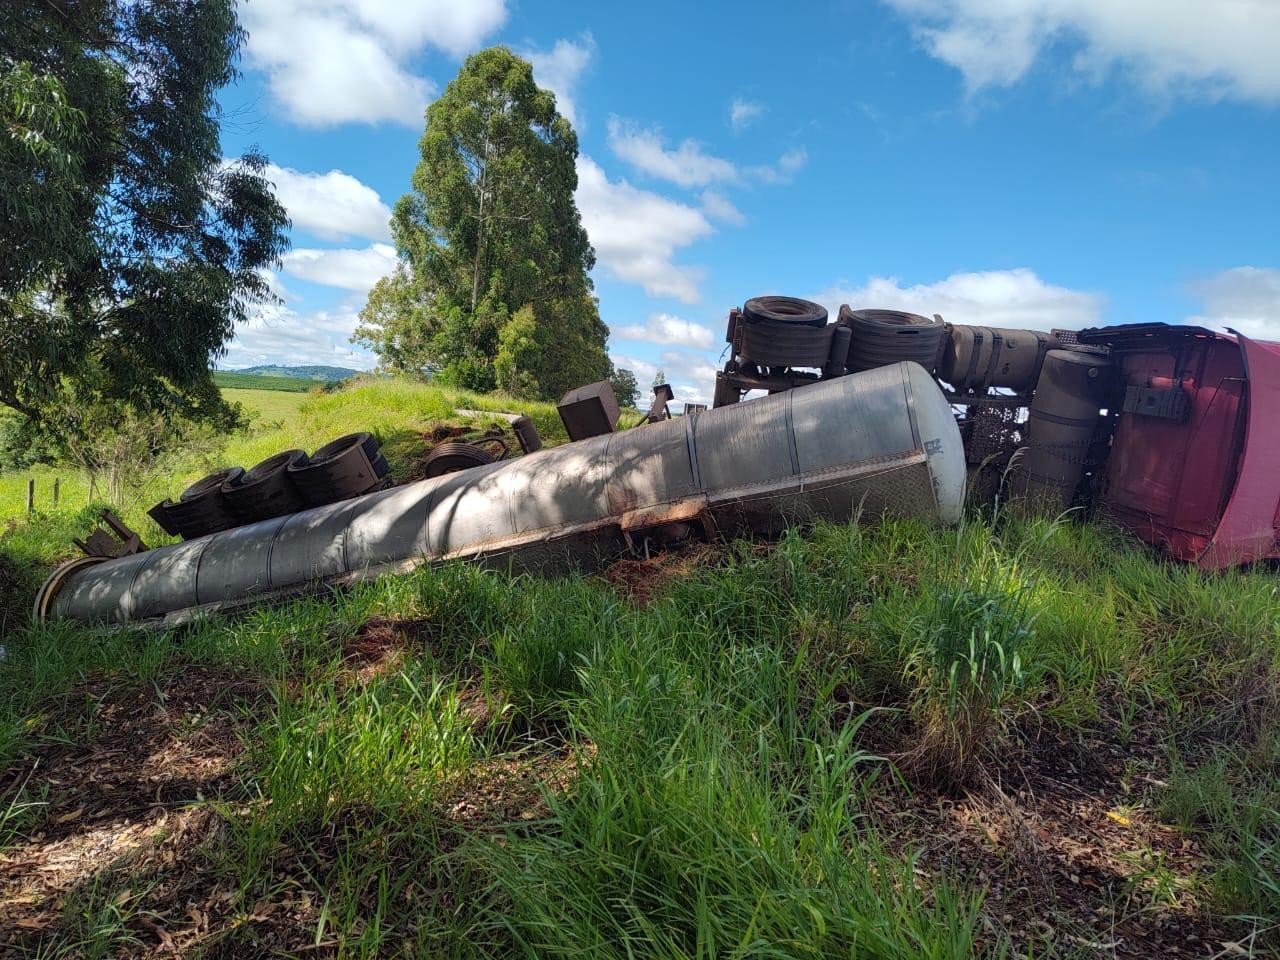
222,386,312,425
0,376,567,545
212,371,335,392
0,385,315,521
0,379,1276,958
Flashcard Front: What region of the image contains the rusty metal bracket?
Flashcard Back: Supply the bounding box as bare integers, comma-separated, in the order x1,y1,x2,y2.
646,383,675,423
74,510,147,558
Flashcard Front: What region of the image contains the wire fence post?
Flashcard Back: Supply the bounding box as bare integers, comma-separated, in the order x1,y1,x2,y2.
27,478,35,514
53,477,60,508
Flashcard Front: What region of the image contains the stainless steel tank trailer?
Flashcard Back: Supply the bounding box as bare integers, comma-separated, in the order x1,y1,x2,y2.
36,361,967,626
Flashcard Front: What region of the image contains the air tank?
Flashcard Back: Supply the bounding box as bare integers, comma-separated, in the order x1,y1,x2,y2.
1008,349,1112,511
35,362,966,627
939,325,1056,393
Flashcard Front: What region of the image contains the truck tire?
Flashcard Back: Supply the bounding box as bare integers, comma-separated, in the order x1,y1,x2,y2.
164,467,243,539
742,296,828,329
289,433,384,507
421,442,496,478
738,320,835,368
840,307,946,374
222,450,309,523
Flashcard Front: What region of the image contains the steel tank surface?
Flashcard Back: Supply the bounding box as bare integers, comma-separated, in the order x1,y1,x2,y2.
36,362,966,627
1008,349,1112,510
939,326,1056,393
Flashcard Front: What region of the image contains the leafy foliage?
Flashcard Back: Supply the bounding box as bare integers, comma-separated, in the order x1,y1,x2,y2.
357,48,610,398
0,0,288,425
352,264,441,377
40,393,233,506
608,367,640,408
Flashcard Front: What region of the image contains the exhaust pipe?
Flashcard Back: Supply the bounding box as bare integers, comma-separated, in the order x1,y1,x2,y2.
36,362,966,627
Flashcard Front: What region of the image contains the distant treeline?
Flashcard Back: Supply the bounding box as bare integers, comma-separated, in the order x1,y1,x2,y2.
212,371,335,393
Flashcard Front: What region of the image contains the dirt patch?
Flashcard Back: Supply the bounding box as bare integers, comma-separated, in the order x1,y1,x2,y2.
427,423,472,445
342,615,472,681
440,741,589,830
0,666,262,951
602,543,716,606
342,616,414,683
873,725,1234,958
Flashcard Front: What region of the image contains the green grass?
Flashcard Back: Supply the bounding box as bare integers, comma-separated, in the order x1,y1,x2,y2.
221,386,312,424
1,378,1277,956
0,375,566,547
212,370,333,392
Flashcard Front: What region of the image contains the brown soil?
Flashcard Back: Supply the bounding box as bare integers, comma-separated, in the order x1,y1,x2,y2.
874,723,1240,958
340,615,475,682
0,667,261,955
602,543,716,606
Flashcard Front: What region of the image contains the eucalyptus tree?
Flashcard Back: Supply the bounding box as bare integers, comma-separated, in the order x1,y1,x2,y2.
362,47,610,397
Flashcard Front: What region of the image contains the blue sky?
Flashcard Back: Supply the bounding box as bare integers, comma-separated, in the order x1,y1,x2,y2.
217,0,1280,403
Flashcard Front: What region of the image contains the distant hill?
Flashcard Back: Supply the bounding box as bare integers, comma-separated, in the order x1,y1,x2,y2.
234,364,362,381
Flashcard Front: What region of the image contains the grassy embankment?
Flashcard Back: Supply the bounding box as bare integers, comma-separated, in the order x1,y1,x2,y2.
0,377,567,617
0,383,312,521
0,376,1276,958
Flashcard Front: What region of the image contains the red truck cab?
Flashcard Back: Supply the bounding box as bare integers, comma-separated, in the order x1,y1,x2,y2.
1080,323,1280,569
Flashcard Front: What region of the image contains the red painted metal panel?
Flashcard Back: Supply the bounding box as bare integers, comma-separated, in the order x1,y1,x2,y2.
1102,336,1246,562
1198,334,1280,569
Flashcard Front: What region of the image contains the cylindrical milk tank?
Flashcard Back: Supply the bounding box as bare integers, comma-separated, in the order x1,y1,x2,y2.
36,362,967,626
939,326,1056,392
1008,349,1112,511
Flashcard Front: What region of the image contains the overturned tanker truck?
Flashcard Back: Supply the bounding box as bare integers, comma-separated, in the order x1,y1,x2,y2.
36,294,1280,627
715,298,1280,570
36,362,966,626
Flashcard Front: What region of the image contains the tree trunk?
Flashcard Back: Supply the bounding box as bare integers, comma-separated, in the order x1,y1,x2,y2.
470,134,491,314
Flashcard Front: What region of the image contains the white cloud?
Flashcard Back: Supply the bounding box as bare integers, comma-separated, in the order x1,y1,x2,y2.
812,268,1103,329
730,98,764,131
779,148,808,174
660,349,720,387
225,302,377,370
609,350,719,407
660,349,720,407
606,116,807,191
615,313,716,349
266,164,392,242
1188,266,1280,341
747,147,808,184
575,156,714,303
523,33,595,127
281,243,398,293
882,0,1280,103
239,0,507,126
700,189,746,226
670,384,713,408
607,117,739,188
610,353,658,384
